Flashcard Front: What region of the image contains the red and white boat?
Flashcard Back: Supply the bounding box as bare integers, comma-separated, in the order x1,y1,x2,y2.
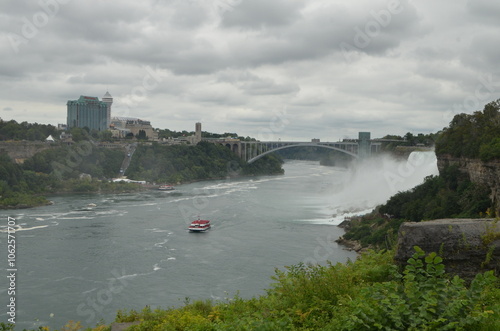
158,185,175,191
188,218,211,232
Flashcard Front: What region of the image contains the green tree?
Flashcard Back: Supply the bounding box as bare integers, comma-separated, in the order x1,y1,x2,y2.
69,127,90,142
136,130,148,140
436,99,500,159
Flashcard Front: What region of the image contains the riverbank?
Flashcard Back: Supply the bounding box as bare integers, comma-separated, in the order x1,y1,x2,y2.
0,181,148,210
0,195,54,209
1,168,287,210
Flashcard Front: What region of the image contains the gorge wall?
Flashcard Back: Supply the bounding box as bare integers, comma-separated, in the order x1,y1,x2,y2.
395,219,500,281
0,141,55,163
437,155,500,215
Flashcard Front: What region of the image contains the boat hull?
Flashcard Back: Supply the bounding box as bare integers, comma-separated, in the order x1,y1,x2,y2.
188,226,211,232
188,219,211,232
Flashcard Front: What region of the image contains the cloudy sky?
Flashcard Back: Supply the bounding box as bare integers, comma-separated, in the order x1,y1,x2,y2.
1,0,499,141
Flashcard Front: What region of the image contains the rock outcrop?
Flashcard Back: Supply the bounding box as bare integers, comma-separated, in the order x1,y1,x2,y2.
437,155,500,214
395,219,500,281
0,141,54,163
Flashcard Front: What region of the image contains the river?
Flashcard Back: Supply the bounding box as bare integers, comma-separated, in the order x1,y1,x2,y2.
0,154,438,329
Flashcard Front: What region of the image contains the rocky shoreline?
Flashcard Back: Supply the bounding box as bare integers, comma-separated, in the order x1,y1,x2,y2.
335,236,363,252
335,216,365,252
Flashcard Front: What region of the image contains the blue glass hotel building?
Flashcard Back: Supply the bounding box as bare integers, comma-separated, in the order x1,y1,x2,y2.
67,93,112,131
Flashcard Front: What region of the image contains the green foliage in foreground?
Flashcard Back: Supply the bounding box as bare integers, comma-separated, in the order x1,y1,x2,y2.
107,249,498,330
2,249,499,330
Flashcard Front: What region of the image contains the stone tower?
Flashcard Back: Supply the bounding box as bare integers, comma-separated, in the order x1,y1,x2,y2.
195,122,202,143
102,91,113,129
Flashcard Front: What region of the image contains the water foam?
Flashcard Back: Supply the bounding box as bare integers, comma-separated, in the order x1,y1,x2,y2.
326,151,438,219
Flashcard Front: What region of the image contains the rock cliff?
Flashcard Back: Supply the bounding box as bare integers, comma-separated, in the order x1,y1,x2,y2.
437,155,500,214
395,219,500,281
0,141,54,163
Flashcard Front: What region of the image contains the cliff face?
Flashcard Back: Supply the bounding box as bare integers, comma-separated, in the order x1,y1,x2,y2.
0,141,54,163
396,219,500,281
437,155,500,214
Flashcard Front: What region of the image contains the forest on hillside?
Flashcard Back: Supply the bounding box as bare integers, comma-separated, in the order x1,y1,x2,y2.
0,120,59,141
126,141,283,184
0,133,283,208
436,99,500,161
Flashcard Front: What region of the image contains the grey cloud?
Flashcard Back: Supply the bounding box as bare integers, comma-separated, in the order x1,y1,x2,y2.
336,0,423,57
224,1,424,69
168,1,211,28
221,0,304,29
466,0,500,25
460,32,500,73
218,70,300,95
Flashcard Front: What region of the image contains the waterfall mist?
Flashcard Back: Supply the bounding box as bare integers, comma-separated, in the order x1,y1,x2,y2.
326,151,439,223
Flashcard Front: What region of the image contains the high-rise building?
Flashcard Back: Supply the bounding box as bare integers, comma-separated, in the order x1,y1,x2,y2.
67,95,109,131
102,91,113,128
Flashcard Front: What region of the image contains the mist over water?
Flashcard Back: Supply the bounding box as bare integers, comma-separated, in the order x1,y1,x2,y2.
321,151,439,222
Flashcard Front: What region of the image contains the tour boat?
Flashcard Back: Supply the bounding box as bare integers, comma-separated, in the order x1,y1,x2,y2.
188,218,211,232
158,185,175,191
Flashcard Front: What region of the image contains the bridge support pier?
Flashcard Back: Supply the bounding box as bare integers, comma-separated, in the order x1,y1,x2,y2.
357,132,371,160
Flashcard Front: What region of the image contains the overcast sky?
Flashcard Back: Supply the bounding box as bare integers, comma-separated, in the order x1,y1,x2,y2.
1,0,499,141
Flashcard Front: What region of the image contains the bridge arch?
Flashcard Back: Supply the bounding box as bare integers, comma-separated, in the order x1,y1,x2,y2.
247,143,358,164
225,143,239,154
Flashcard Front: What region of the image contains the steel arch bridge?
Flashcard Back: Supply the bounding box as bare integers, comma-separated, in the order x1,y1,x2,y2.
242,142,360,163
208,132,381,163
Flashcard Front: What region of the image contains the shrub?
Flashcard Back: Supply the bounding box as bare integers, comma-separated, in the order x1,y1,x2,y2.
332,247,499,330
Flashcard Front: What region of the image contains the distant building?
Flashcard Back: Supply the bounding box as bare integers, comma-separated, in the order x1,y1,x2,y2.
58,123,67,131
109,124,131,139
67,94,111,131
102,91,113,128
111,117,158,140
59,131,73,145
187,122,202,145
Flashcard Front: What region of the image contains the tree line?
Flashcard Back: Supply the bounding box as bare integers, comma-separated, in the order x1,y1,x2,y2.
126,141,283,184
0,119,59,141
436,99,500,161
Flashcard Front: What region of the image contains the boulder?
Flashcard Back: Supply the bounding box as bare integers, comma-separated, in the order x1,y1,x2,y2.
395,219,500,281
